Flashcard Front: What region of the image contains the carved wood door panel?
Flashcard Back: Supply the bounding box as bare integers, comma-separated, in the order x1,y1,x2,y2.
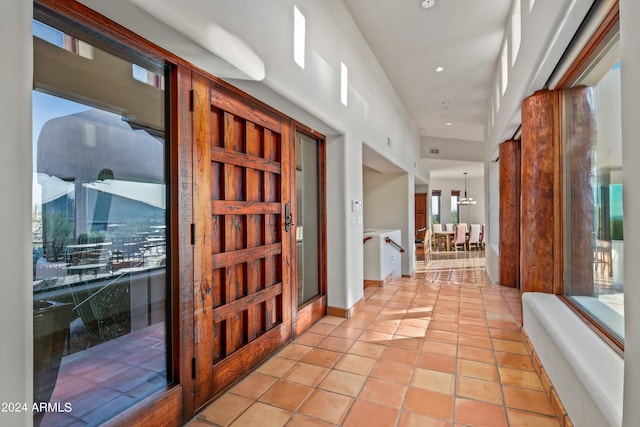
191,72,293,408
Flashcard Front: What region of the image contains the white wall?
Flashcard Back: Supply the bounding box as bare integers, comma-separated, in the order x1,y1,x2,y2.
363,229,402,282
486,0,596,154
620,0,640,424
429,176,485,226
363,168,413,276
1,1,32,426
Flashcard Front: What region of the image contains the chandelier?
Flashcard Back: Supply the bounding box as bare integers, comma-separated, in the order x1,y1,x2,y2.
458,172,477,205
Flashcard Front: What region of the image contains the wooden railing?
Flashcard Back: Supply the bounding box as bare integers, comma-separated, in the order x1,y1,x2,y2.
385,237,405,253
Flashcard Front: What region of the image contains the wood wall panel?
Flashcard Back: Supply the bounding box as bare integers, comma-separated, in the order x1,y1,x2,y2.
192,72,216,406
499,140,520,288
520,90,561,294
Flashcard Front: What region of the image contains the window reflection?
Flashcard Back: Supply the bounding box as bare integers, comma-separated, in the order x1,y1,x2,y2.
564,54,624,342
32,20,168,426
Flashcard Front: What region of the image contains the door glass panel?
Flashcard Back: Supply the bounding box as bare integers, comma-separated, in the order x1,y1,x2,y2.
32,20,169,425
296,133,320,306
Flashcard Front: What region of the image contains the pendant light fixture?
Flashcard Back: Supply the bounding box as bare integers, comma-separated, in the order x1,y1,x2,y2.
458,172,477,205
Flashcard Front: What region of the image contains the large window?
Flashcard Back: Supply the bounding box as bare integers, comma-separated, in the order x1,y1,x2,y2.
563,42,623,343
431,190,441,224
451,190,460,224
32,18,169,425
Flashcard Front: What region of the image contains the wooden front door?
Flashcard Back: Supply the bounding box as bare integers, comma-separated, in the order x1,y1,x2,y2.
191,72,293,408
415,193,427,231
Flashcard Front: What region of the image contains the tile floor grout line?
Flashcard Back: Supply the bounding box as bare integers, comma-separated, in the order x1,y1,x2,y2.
192,251,562,427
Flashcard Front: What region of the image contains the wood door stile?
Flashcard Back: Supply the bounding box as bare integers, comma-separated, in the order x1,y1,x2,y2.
193,77,293,407
175,64,195,422
192,72,215,407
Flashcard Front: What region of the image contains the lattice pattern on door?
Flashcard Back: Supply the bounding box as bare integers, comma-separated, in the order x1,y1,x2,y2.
209,109,284,363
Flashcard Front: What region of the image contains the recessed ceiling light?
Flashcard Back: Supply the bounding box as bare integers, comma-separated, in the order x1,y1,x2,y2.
420,0,436,9
434,66,445,73
445,122,453,126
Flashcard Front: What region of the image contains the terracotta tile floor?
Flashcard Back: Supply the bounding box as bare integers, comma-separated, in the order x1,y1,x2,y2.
188,252,561,427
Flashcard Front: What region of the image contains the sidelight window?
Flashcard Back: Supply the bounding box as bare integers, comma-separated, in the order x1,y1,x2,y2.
32,17,170,425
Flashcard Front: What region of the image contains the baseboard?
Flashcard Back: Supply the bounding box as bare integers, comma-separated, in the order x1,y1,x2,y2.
521,329,574,427
328,297,365,318
363,271,397,288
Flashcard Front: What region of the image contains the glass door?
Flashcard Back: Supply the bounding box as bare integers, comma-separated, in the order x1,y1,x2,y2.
295,132,322,306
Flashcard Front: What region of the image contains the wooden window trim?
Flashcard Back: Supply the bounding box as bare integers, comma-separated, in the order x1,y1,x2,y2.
555,2,619,88
560,295,624,355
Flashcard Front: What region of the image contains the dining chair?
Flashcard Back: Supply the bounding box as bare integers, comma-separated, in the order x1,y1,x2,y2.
444,223,454,232
452,223,467,251
468,224,481,250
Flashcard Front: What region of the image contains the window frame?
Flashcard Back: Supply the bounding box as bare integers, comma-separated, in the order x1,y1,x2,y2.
554,1,623,354
34,0,188,423
451,190,460,224
431,190,442,224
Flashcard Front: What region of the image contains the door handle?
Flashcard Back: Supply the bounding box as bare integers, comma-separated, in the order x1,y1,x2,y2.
284,203,294,232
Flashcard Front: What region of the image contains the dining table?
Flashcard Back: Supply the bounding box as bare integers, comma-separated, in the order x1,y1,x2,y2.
433,231,455,251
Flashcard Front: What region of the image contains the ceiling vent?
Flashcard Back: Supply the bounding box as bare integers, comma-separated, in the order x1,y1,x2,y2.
420,0,436,9
429,148,440,154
